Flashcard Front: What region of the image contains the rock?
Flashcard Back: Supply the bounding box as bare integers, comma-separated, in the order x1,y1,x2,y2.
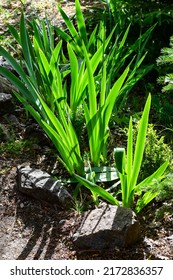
0,57,16,75
17,165,73,209
8,114,21,128
73,204,140,249
24,122,50,145
0,76,16,93
20,203,25,209
0,93,15,116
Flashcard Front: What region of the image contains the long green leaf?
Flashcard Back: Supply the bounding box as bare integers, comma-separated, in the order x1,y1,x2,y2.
74,174,120,206
67,44,79,110
104,67,129,129
114,147,125,174
42,20,49,53
135,189,159,213
135,161,169,191
100,61,107,107
20,14,35,81
57,4,82,47
32,20,44,51
119,24,131,50
55,27,82,56
0,46,29,85
0,66,38,105
50,40,62,66
82,42,97,117
88,25,98,50
75,0,88,45
130,94,151,189
41,120,79,175
127,117,133,194
38,48,51,76
7,24,20,44
46,16,54,51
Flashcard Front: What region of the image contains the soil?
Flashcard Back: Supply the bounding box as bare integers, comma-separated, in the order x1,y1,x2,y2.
0,0,173,260
0,145,173,260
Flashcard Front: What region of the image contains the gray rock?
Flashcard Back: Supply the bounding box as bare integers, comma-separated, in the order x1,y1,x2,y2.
8,114,21,128
73,204,140,249
0,93,15,116
24,123,50,145
0,75,16,93
0,57,16,75
17,165,73,209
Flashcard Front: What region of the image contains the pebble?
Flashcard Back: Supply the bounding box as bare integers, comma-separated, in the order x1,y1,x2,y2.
59,219,66,225
8,114,21,128
166,235,173,242
20,203,24,208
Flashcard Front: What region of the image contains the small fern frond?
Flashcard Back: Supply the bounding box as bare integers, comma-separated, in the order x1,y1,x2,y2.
157,36,173,92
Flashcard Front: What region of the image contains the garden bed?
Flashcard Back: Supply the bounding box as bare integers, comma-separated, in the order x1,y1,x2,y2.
0,106,173,260
0,0,173,260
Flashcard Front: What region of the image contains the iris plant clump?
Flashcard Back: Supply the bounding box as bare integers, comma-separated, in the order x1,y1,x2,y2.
0,0,169,212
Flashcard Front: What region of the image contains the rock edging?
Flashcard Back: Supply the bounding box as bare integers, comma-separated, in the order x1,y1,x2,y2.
17,165,73,209
73,203,140,249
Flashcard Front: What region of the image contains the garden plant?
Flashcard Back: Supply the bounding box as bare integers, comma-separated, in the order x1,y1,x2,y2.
0,0,171,213
157,35,173,93
77,94,169,212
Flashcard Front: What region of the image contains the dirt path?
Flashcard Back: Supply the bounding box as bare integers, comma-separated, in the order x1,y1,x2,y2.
0,0,101,29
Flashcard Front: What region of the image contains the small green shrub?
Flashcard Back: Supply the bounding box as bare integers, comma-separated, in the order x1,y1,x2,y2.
155,173,173,219
152,94,173,129
156,173,173,202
